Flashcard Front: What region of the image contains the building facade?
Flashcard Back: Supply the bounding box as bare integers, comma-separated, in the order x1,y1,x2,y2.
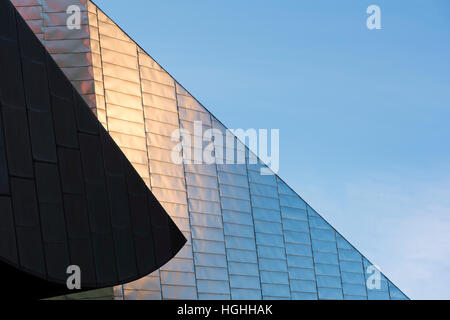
10,0,408,300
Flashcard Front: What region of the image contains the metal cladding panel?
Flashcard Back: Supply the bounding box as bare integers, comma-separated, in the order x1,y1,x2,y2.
139,57,197,300
277,177,318,299
211,118,260,300
245,160,290,299
10,0,409,300
13,0,96,110
0,0,186,300
306,205,343,300
94,8,152,189
178,86,230,299
336,234,367,300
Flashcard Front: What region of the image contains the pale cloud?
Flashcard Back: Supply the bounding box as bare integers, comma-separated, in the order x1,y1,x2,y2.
299,171,450,299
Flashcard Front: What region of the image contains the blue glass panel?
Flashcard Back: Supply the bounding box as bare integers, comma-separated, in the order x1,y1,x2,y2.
260,271,289,284
257,245,286,260
191,226,224,241
196,266,229,281
290,279,317,293
344,294,367,300
340,261,364,273
161,271,196,286
251,195,280,211
227,248,258,263
230,275,260,289
311,239,337,253
338,248,362,262
282,219,309,233
231,288,261,300
253,208,281,222
259,258,288,272
315,263,341,276
194,253,227,268
261,283,290,298
285,243,313,257
284,231,311,245
336,235,353,249
255,233,285,247
343,283,367,296
287,255,314,269
276,179,298,197
162,285,197,299
389,282,408,300
221,197,251,213
249,183,278,198
367,289,390,300
222,211,253,225
311,228,336,242
247,171,277,186
219,185,250,200
254,220,283,235
224,223,254,237
190,213,223,228
314,252,339,265
228,262,259,276
317,287,343,300
217,172,248,187
280,206,308,221
341,271,365,285
309,216,333,230
225,236,256,250
193,239,226,254
317,275,342,288
291,292,317,300
289,267,316,281
279,195,307,209
197,280,230,294
198,293,231,300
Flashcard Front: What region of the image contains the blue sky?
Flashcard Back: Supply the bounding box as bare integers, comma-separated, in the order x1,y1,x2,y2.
94,0,450,299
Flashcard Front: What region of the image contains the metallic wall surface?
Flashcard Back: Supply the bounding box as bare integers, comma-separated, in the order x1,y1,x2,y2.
178,87,230,299
12,0,409,300
11,0,96,110
0,0,186,300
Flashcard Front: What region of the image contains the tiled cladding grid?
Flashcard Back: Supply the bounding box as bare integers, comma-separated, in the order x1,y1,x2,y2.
12,0,409,300
88,4,152,188
212,119,262,300
248,164,291,299
86,0,410,300
178,87,230,300
0,1,185,300
11,0,97,110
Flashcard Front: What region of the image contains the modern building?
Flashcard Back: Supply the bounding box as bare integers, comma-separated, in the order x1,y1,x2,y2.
5,0,408,300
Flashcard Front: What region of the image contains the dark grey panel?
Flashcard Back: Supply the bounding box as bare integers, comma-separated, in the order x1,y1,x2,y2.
21,59,50,111
0,197,18,264
28,109,57,162
1,106,33,177
0,38,25,108
0,111,8,194
51,94,79,148
58,148,84,195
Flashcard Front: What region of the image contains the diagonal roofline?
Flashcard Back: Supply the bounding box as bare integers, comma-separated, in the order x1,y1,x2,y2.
89,0,409,299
